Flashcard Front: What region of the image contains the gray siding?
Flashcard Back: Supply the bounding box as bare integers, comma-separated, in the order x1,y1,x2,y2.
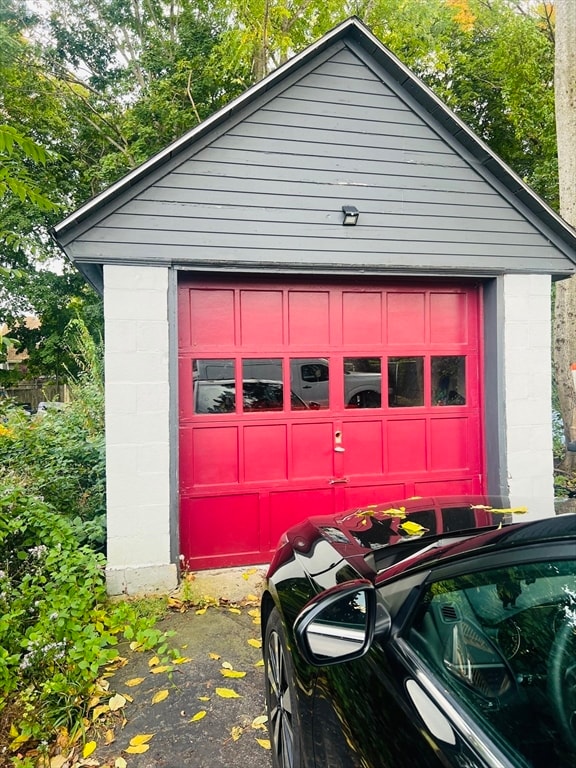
64,45,572,277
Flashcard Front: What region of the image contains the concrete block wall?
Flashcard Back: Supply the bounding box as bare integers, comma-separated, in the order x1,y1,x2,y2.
103,264,177,594
502,274,555,518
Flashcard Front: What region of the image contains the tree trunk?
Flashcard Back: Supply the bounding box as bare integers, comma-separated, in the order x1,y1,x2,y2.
553,0,576,471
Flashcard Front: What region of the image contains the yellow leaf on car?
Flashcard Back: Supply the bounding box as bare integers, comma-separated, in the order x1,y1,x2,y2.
82,741,97,758
148,656,160,667
190,710,207,722
220,669,246,678
256,738,271,750
150,665,172,674
125,677,145,687
399,520,428,536
152,689,169,704
125,744,150,754
130,734,154,746
108,693,126,711
247,638,262,649
231,726,243,741
215,687,241,698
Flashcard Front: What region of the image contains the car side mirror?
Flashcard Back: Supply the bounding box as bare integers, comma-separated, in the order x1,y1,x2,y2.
294,580,377,666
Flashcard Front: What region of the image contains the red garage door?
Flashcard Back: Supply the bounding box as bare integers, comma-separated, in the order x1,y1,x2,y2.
178,279,484,569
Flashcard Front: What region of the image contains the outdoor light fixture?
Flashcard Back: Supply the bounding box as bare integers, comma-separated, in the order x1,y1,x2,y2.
341,205,359,226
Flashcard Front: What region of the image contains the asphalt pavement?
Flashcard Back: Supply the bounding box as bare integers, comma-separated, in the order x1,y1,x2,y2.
91,569,273,768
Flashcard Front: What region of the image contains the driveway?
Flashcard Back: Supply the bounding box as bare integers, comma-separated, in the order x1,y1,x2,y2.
91,573,272,768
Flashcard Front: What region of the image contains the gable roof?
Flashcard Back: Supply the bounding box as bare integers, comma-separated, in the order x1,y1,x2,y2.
52,16,576,288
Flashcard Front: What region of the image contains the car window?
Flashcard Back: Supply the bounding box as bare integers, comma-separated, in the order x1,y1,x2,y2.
406,558,576,767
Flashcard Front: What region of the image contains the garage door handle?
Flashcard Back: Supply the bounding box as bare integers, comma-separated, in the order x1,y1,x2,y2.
329,478,349,484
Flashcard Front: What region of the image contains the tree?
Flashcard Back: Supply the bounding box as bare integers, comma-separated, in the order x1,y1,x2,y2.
552,0,576,468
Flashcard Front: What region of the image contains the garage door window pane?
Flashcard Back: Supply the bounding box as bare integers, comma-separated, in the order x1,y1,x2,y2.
291,359,330,409
388,357,423,407
432,356,466,406
344,358,382,408
243,359,283,412
193,359,236,413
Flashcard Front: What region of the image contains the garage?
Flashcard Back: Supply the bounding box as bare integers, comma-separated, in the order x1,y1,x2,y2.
178,278,483,568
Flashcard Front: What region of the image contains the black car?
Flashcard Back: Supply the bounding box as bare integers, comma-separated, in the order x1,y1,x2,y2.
261,496,576,768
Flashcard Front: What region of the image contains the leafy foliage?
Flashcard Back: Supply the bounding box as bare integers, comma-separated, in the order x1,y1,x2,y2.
0,321,106,550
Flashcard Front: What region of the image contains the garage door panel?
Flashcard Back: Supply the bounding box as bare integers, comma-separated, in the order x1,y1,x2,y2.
240,289,284,347
387,419,427,473
180,495,260,558
430,416,469,470
343,292,382,345
269,488,334,546
291,422,334,478
288,290,330,345
192,426,239,485
244,424,287,482
342,483,407,510
190,288,235,347
387,292,425,344
342,419,383,476
414,478,477,496
430,292,468,343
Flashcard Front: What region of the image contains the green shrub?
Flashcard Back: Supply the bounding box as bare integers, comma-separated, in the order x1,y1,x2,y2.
0,484,171,752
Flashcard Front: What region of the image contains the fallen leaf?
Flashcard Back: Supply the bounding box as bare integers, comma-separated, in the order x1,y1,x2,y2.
152,690,169,704
168,597,183,608
247,638,262,649
82,741,97,758
150,665,172,674
195,607,207,615
254,659,264,667
105,729,115,745
198,696,210,701
252,715,268,729
221,661,233,670
231,726,243,741
242,568,257,580
125,744,150,754
220,669,246,678
125,677,145,687
129,641,144,651
248,609,260,618
49,756,67,768
173,656,192,665
148,656,160,667
108,694,126,711
208,652,221,660
123,693,134,703
130,734,154,746
256,738,271,750
253,618,260,625
228,607,241,614
92,703,110,720
215,687,241,699
190,711,206,722
115,758,127,768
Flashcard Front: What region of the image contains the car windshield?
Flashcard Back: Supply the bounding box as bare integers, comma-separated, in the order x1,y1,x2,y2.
406,557,576,767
